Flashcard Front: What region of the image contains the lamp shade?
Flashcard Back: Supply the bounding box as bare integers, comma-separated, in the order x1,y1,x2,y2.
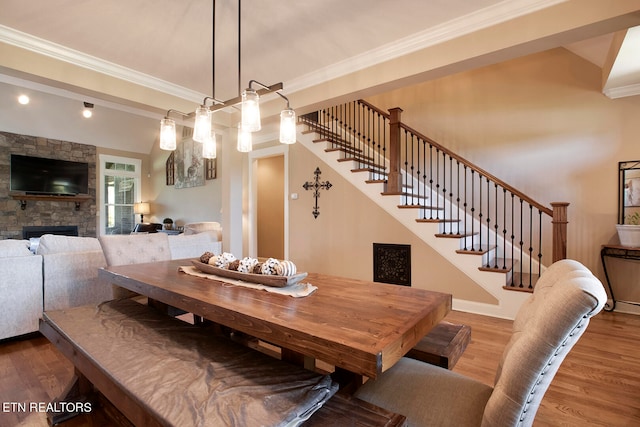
237,123,253,152
279,108,297,144
193,105,211,143
203,131,217,159
159,118,177,150
134,202,150,215
241,88,261,132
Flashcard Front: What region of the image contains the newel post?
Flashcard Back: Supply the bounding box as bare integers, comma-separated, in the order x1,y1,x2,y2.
551,202,569,262
387,107,403,193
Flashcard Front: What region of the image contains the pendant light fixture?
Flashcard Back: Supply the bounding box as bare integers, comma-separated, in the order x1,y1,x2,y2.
237,123,252,152
241,87,260,132
159,117,177,151
159,109,189,151
193,105,211,143
159,0,297,154
203,130,217,158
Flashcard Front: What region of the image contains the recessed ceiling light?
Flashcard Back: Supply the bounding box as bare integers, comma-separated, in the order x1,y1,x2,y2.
18,95,29,105
82,102,94,118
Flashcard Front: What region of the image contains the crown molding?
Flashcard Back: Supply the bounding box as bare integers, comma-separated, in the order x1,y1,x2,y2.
286,0,565,93
0,24,205,103
603,82,640,99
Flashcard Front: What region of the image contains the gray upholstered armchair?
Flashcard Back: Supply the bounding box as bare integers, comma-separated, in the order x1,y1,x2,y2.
354,259,607,427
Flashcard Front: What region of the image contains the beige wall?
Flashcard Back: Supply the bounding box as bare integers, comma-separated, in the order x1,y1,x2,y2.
364,48,640,298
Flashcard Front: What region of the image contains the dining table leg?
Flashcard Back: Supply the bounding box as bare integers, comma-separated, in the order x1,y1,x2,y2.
281,348,316,371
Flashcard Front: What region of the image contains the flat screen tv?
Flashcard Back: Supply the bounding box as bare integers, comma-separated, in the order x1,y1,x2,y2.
10,154,89,196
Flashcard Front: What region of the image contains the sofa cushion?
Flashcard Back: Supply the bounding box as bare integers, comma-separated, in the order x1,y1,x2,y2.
0,253,43,338
168,232,222,260
183,222,222,240
0,239,32,257
36,234,102,254
99,233,171,266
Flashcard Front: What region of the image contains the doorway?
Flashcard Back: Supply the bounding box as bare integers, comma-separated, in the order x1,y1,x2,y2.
248,145,289,260
257,155,285,258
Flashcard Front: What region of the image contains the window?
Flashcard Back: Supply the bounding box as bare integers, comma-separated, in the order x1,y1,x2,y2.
99,155,141,235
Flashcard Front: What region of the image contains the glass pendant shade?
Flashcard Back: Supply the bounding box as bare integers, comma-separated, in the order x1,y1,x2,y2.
241,88,261,132
202,131,217,159
237,123,253,152
159,117,177,151
279,108,297,144
193,105,212,142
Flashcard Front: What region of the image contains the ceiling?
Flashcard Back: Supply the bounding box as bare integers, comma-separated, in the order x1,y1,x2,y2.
1,0,640,153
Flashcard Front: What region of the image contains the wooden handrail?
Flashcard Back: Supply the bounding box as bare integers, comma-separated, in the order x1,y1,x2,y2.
358,99,390,119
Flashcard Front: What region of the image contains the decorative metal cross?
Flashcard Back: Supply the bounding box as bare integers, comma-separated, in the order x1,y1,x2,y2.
302,167,332,218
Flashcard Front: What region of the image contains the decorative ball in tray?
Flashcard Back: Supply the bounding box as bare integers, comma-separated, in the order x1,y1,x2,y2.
191,252,307,288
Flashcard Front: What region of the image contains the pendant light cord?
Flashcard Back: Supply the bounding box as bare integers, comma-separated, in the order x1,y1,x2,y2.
211,0,216,102
238,0,241,97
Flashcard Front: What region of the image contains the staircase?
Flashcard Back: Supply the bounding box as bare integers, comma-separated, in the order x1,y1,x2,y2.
298,100,569,319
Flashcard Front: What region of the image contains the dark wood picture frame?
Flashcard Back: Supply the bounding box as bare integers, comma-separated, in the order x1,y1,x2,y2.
206,158,217,180
166,152,175,186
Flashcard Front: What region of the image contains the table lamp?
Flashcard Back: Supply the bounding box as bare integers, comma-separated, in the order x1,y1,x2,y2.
134,202,150,223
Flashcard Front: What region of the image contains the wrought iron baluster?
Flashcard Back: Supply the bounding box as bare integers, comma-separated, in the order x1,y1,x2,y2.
478,174,483,251
502,188,507,270
463,165,468,250
415,134,421,206
470,170,475,250
528,204,534,289
493,183,499,268
519,199,524,288
445,156,454,234
537,209,543,281
435,149,441,220
422,138,428,219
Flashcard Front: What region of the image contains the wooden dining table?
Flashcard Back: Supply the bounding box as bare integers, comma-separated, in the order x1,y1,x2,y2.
98,259,451,382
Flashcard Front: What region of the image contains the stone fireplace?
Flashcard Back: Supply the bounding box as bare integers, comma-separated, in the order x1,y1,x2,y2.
0,132,97,240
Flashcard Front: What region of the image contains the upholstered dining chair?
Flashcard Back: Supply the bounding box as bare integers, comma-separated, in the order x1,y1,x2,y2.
354,259,607,427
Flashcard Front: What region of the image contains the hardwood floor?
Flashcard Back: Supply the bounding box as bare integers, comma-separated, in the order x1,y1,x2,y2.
1,309,639,426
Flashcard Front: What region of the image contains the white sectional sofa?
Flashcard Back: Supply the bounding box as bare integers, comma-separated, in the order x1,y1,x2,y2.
0,239,43,339
0,231,222,341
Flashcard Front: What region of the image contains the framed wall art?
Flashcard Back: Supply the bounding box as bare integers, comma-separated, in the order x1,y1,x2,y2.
174,137,205,189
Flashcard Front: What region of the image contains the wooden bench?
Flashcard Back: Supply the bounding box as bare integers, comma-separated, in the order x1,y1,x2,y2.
40,298,406,426
406,321,471,369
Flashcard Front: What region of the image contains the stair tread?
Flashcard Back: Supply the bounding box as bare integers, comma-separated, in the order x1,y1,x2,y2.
416,218,459,223
479,258,515,272
398,204,443,210
435,232,478,238
352,167,386,174
325,146,363,155
456,245,496,255
337,156,380,167
507,272,539,290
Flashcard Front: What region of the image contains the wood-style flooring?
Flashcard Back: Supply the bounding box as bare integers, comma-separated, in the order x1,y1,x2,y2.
1,309,639,426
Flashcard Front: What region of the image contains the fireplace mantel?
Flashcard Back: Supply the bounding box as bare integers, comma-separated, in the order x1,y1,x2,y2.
9,192,92,211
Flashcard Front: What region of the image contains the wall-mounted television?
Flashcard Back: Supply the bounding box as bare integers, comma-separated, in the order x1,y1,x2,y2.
10,154,89,196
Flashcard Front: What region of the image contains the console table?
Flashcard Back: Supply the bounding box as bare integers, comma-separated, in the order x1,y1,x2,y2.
600,245,640,311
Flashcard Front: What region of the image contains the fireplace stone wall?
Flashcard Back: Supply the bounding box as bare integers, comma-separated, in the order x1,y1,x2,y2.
0,132,97,240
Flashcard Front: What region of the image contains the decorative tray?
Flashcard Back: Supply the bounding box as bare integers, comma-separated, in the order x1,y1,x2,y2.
190,260,308,288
